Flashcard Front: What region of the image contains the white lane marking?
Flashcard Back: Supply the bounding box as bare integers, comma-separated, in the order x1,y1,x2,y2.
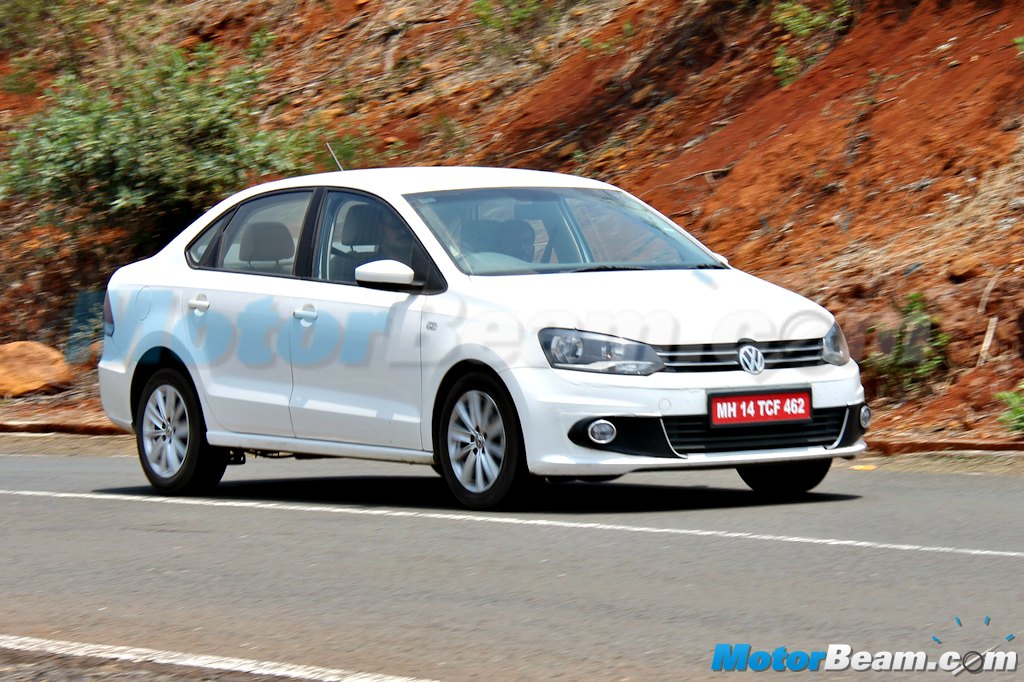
0,634,435,682
1,488,1022,559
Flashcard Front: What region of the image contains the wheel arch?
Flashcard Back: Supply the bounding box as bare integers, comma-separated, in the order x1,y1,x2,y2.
130,347,194,429
430,360,513,465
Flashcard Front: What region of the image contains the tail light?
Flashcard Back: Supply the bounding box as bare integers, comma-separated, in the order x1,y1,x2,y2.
103,292,114,337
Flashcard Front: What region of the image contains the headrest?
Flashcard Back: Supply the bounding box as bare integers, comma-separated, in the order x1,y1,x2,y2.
341,204,381,246
500,219,535,261
460,219,504,254
238,221,294,262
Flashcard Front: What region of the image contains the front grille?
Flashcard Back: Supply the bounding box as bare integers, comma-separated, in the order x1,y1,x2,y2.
654,339,825,372
662,407,847,454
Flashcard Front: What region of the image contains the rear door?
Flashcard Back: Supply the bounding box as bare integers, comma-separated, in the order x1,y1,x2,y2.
183,189,315,437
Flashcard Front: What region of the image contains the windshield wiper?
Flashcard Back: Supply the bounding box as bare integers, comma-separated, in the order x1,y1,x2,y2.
570,265,647,273
688,263,728,269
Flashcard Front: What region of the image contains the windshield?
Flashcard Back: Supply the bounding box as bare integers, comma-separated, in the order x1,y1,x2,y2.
404,187,723,276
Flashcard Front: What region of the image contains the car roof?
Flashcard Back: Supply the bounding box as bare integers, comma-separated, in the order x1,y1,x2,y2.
242,166,616,197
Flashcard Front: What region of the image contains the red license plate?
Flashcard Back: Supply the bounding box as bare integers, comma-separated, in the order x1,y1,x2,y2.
709,391,812,426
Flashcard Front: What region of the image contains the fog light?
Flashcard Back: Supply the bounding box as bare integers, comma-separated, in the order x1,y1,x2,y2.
859,405,872,429
587,419,617,444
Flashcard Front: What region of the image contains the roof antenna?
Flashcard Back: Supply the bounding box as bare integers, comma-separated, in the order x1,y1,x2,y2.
325,142,344,171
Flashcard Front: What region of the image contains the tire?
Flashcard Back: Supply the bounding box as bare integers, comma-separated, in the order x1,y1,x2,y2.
135,369,226,495
736,458,832,497
436,373,526,510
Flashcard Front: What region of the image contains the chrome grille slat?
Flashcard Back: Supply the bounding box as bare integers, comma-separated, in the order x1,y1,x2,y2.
654,338,825,372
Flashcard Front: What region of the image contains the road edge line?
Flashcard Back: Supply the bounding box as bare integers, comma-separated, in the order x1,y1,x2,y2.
0,634,436,682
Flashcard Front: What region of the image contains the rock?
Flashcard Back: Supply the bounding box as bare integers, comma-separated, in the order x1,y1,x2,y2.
630,84,656,106
831,209,852,231
870,310,903,356
71,340,103,369
0,342,75,397
947,255,982,283
558,141,581,158
594,146,625,167
945,339,974,368
842,277,871,300
901,317,933,365
839,312,872,362
1001,115,1023,132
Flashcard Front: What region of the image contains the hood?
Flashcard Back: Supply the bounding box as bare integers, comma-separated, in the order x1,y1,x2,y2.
460,268,834,346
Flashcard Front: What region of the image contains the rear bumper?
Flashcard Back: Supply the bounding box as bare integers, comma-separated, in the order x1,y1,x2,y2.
98,338,134,433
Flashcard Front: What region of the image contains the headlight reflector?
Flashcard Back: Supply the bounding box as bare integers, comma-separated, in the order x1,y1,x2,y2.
538,329,664,375
822,322,851,366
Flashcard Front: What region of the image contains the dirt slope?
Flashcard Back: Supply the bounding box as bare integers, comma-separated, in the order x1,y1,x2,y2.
0,0,1022,442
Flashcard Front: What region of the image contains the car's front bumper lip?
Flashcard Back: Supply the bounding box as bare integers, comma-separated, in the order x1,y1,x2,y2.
528,440,867,476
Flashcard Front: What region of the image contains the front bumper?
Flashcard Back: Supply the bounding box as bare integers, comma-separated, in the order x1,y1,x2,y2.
502,363,867,476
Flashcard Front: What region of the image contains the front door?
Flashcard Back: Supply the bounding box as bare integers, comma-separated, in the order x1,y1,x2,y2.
287,191,427,449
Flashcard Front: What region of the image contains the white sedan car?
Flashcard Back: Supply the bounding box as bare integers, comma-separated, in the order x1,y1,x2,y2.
100,167,868,509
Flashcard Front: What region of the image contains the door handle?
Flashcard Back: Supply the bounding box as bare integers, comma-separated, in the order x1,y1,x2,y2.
187,296,210,312
292,305,318,322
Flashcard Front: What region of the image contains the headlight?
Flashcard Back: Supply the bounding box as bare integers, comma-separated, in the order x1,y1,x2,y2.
822,322,850,366
538,329,664,375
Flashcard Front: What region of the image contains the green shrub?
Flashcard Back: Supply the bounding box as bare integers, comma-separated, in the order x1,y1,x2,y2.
0,0,47,52
472,0,545,33
773,45,802,86
997,383,1024,436
769,1,854,87
771,2,829,37
0,55,40,95
1015,36,1024,58
0,1,153,76
0,43,317,251
862,293,950,399
772,1,851,37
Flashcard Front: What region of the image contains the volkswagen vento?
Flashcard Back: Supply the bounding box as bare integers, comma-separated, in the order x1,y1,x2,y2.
100,167,869,509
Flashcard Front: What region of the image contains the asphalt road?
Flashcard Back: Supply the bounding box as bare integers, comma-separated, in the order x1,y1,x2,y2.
1,436,1022,681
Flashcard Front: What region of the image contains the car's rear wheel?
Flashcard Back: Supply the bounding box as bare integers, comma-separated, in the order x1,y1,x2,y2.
736,458,832,496
135,369,226,495
437,373,525,509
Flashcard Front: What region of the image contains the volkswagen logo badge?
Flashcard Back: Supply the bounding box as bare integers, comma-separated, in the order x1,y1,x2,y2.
738,345,765,375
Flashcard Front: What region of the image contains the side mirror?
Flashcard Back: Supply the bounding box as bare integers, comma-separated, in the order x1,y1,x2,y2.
355,259,417,288
712,252,730,267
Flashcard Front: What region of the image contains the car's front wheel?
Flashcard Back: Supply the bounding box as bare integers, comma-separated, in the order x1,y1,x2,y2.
437,373,526,510
135,369,226,495
736,458,832,497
